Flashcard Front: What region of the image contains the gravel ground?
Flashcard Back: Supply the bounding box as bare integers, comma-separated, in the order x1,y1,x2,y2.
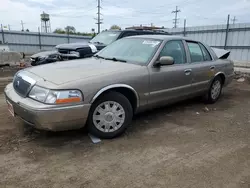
0,79,250,188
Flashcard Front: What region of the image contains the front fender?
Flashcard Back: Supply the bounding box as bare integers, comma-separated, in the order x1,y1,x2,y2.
90,84,140,108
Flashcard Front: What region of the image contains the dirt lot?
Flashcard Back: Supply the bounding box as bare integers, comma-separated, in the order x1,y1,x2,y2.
0,77,250,188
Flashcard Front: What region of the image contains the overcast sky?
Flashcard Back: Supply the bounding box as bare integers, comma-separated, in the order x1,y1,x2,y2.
1,0,250,32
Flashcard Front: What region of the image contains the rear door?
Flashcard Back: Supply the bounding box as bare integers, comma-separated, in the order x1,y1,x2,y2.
148,40,194,105
184,41,215,93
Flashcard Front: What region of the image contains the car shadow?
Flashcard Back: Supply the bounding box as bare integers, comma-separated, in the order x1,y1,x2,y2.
16,91,236,149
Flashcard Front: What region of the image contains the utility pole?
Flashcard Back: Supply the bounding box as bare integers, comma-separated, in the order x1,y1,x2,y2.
1,24,5,44
38,27,42,50
231,16,237,24
183,19,186,36
172,6,181,28
21,20,24,31
95,0,103,34
224,14,230,49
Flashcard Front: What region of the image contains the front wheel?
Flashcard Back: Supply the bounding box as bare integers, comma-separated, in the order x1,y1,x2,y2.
205,76,223,104
87,91,133,139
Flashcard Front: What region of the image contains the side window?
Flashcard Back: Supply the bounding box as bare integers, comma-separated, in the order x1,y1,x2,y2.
121,32,137,38
199,43,212,61
187,42,204,63
159,40,186,64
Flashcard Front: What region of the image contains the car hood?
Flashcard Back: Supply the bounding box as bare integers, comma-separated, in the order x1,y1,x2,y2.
56,42,90,50
31,51,58,58
26,58,140,85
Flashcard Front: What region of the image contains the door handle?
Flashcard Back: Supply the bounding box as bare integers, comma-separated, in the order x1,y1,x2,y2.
184,69,192,75
210,66,215,70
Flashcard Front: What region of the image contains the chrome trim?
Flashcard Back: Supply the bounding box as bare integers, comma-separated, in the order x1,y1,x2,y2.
14,72,36,97
210,72,226,86
19,102,87,111
91,84,140,108
191,80,210,87
17,72,36,86
150,84,191,95
214,71,226,78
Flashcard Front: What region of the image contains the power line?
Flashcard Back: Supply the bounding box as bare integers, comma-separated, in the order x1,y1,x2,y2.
172,6,181,28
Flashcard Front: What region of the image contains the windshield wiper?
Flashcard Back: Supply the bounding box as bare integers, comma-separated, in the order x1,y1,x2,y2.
105,57,127,63
93,54,105,59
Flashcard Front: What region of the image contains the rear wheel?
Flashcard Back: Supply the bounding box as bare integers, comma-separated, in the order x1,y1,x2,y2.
205,76,222,104
87,91,133,139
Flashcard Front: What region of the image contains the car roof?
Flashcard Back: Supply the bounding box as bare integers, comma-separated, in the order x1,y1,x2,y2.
128,35,188,40
105,29,169,34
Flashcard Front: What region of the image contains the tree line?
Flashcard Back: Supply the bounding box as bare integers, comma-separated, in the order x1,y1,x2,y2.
53,25,122,36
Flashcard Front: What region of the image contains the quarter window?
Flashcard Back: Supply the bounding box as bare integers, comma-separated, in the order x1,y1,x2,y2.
199,43,212,61
187,42,204,63
159,40,186,64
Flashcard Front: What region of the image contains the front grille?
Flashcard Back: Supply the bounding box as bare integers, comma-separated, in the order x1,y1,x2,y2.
13,76,31,96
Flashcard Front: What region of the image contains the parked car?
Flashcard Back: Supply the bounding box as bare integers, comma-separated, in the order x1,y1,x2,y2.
4,35,234,138
30,29,170,66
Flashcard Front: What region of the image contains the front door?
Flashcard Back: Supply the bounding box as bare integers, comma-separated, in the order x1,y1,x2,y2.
148,40,193,106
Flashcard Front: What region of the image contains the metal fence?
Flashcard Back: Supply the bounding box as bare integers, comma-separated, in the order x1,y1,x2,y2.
163,23,250,62
1,23,250,62
0,30,91,54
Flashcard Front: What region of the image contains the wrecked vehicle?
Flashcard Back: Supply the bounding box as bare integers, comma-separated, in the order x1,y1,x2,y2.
30,29,169,66
30,50,61,66
4,35,233,139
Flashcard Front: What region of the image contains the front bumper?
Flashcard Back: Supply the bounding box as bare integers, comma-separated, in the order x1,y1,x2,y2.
4,83,91,131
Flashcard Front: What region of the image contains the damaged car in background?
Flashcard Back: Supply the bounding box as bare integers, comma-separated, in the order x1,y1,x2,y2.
4,35,234,139
30,29,170,66
30,50,61,66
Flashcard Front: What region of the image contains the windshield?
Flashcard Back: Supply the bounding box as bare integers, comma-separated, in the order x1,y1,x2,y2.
90,31,120,45
96,38,162,65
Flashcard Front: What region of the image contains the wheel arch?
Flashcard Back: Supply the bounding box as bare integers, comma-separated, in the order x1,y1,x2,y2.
90,84,140,112
214,72,226,85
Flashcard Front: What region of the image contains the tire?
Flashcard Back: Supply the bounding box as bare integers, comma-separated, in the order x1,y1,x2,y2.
205,76,223,104
87,91,133,139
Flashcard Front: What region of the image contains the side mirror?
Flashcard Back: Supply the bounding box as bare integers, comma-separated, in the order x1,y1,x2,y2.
158,56,174,66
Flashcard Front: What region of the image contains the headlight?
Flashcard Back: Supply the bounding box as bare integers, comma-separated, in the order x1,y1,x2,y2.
28,86,83,104
29,86,49,102
70,51,80,57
